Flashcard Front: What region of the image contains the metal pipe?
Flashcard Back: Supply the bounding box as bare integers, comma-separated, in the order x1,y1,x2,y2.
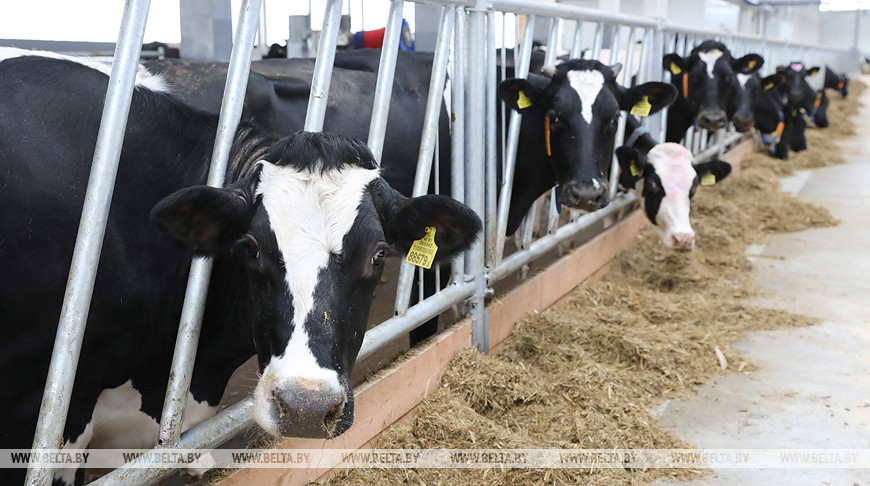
304,0,343,132
393,7,455,316
592,22,604,59
366,0,405,164
25,1,152,484
485,10,499,267
157,0,263,448
492,194,637,282
467,0,488,353
494,15,536,264
451,7,467,283
571,20,583,58
545,18,562,235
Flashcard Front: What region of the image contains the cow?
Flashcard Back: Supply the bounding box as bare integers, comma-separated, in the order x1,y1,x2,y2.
808,89,830,128
0,52,481,485
754,63,819,159
662,40,764,142
616,143,731,251
824,65,849,98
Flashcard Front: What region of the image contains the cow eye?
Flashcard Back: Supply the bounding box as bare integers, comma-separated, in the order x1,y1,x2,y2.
239,234,259,259
371,249,386,267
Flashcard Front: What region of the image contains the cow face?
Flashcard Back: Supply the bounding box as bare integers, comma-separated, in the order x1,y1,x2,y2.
499,59,676,212
151,131,481,439
777,62,820,110
727,57,765,132
617,143,731,251
664,41,763,131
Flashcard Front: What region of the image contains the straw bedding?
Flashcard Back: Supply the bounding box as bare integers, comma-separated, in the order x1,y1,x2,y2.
321,80,864,486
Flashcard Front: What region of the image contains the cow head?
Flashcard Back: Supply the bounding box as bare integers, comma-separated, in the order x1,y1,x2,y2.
499,59,676,212
617,143,731,251
664,41,763,131
151,131,481,439
826,66,849,98
727,58,766,132
776,62,820,110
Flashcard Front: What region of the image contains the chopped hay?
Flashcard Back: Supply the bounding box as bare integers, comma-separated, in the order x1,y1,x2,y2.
319,81,864,486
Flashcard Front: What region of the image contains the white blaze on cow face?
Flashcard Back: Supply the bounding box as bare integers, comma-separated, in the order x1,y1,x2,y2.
567,69,605,124
698,49,724,79
647,143,697,251
736,73,751,88
251,160,380,436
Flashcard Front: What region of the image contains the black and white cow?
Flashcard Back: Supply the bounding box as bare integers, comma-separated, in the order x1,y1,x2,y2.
824,65,849,98
754,63,819,159
616,143,731,251
663,40,764,142
0,52,480,485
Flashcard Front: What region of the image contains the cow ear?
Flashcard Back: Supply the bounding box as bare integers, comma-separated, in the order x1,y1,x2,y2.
378,188,482,261
498,78,542,113
151,169,260,255
616,146,647,189
662,53,686,76
761,74,783,91
610,62,623,80
776,65,786,72
620,82,677,115
693,159,732,186
733,54,764,74
806,66,821,77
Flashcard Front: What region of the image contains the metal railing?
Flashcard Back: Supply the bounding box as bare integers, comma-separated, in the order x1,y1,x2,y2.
24,0,852,484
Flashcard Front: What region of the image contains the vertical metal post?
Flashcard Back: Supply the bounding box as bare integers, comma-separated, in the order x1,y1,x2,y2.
592,22,604,59
467,0,488,353
452,7,467,284
609,26,636,199
366,0,405,163
485,10,499,267
571,20,583,58
305,0,344,132
156,0,263,448
545,18,562,235
25,1,152,484
394,7,455,316
494,15,536,265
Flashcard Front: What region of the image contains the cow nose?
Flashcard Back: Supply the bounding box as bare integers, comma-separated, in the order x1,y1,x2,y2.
270,379,347,438
668,233,696,251
697,111,726,130
731,113,754,132
559,182,609,212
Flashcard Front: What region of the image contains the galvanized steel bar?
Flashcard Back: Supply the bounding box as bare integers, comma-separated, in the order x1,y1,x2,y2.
25,1,152,484
366,0,405,163
545,18,562,235
592,22,604,59
466,0,488,353
451,7,467,284
157,0,263,448
394,6,455,316
494,14,535,265
571,21,583,58
485,10,499,267
304,0,343,132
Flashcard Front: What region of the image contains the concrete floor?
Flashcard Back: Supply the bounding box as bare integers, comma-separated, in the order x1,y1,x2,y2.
652,86,870,486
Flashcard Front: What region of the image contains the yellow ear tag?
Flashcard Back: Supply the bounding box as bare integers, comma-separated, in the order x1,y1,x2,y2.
764,82,774,90
630,95,652,117
405,227,438,269
700,173,716,186
670,62,682,75
748,59,757,70
517,90,532,109
629,161,641,177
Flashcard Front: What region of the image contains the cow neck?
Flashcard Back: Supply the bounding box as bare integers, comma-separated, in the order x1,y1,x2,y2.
225,124,275,183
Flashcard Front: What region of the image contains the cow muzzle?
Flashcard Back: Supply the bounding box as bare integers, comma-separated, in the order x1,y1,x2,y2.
557,181,609,212
267,378,348,438
665,232,696,251
731,112,754,132
696,110,727,131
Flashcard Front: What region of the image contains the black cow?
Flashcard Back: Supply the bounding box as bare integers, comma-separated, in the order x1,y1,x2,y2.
663,40,764,142
808,89,830,128
754,63,819,159
0,53,480,485
824,65,849,98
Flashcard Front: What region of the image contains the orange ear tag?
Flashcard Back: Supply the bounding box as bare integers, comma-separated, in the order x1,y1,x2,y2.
838,81,844,90
544,117,552,157
682,73,689,98
775,121,785,139
814,92,822,108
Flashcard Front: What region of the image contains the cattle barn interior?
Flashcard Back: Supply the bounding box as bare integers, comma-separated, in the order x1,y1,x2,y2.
2,1,870,485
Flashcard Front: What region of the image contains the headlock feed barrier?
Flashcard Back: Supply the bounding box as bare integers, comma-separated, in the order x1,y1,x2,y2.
22,0,851,484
